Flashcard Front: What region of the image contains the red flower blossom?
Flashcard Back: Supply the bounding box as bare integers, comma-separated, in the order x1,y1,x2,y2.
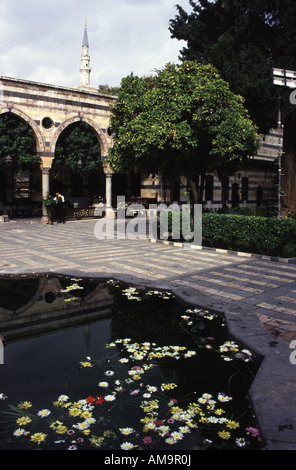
95,396,105,404
86,395,105,405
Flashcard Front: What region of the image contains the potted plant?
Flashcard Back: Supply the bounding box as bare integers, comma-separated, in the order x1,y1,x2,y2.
43,194,55,224
92,195,104,206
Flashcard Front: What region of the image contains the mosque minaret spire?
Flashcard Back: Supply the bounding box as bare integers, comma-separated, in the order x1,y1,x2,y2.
80,18,91,87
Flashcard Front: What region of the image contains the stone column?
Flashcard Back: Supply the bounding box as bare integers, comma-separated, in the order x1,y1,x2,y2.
105,174,112,208
40,154,54,223
103,162,114,218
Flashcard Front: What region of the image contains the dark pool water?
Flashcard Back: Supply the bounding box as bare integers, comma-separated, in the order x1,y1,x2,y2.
0,276,263,451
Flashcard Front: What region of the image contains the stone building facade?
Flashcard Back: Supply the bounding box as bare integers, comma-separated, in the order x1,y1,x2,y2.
0,23,278,219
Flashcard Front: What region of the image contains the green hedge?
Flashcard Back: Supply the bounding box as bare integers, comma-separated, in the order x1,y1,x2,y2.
202,213,296,257
159,210,296,257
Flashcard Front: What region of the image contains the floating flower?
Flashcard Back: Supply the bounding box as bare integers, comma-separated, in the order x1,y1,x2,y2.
16,416,32,426
143,436,152,444
58,395,69,402
227,420,240,429
30,432,47,444
80,360,92,368
55,425,68,434
104,395,116,402
246,426,260,437
73,422,90,431
165,437,175,445
69,407,81,417
218,430,231,440
217,393,232,402
120,441,136,450
37,409,51,418
170,431,184,441
98,381,109,388
13,428,26,437
120,427,135,435
17,401,32,409
184,350,197,358
86,395,105,405
236,438,246,447
161,383,177,391
104,370,115,376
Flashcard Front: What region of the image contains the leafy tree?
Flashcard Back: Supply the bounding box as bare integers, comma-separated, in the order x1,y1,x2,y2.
108,61,260,202
0,113,38,170
53,122,102,177
98,84,120,96
169,0,296,134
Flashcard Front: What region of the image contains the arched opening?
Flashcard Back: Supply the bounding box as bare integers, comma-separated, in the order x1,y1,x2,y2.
51,121,104,206
232,182,240,208
221,176,229,208
205,175,214,202
256,185,262,207
242,177,249,202
0,113,41,218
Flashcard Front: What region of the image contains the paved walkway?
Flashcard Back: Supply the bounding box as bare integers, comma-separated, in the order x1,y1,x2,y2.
1,217,296,449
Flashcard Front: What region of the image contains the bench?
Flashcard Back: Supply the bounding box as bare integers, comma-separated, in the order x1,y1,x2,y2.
64,206,97,220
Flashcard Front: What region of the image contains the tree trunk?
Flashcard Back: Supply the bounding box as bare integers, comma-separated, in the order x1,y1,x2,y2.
188,178,198,204
197,172,205,204
282,120,296,216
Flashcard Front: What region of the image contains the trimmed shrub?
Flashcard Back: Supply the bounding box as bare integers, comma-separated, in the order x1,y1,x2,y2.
202,213,296,257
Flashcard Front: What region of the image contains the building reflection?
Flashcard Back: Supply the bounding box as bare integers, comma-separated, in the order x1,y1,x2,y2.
0,276,114,342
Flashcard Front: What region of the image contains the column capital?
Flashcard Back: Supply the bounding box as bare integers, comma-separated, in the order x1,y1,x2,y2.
102,162,113,176
39,154,54,171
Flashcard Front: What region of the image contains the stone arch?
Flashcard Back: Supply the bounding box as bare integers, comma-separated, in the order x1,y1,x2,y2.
0,106,45,154
50,115,109,158
0,277,42,316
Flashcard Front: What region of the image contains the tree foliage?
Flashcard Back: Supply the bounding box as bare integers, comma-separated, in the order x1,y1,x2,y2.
53,122,102,176
0,113,38,170
97,84,120,96
169,0,296,133
108,61,260,201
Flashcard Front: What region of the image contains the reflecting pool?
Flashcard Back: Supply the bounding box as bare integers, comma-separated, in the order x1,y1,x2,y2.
0,276,263,450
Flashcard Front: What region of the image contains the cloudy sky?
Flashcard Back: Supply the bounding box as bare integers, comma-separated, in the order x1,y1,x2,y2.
0,0,191,89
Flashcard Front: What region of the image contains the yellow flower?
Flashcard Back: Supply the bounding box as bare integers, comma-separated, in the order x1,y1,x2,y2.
199,416,208,423
89,436,104,447
171,406,183,413
80,361,92,368
185,420,198,429
53,400,71,408
218,430,231,440
161,383,177,391
17,401,32,410
30,432,47,444
132,374,141,381
69,407,82,417
226,420,240,429
55,425,68,434
16,416,32,426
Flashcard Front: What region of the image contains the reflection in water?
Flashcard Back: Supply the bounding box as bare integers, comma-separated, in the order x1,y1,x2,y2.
0,276,263,450
0,278,40,311
0,276,114,342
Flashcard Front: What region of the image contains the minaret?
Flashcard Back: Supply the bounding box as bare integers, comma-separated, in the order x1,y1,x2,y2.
80,18,91,87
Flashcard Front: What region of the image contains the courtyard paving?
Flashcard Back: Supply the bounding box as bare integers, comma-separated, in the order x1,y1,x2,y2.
0,217,296,450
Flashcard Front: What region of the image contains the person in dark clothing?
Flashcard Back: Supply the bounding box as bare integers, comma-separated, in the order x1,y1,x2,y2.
54,192,65,223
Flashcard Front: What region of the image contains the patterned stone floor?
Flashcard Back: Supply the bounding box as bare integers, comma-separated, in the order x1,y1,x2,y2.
1,217,296,449
1,218,296,343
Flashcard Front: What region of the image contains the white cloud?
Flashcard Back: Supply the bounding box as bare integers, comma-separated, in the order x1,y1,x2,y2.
0,0,189,88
